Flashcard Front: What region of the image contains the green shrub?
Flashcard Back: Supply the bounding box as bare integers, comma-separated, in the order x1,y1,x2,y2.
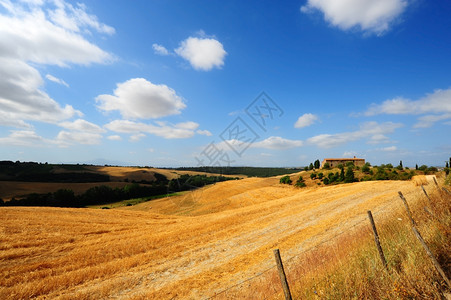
280,175,292,184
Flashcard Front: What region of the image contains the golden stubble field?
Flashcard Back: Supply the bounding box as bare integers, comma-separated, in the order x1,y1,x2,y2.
0,175,434,299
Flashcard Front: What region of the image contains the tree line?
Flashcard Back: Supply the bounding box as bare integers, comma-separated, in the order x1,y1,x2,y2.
0,174,239,208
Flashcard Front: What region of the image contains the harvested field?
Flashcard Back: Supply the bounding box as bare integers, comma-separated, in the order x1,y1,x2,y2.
0,176,437,299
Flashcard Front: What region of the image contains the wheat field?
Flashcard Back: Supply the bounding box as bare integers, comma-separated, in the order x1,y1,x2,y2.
0,175,435,299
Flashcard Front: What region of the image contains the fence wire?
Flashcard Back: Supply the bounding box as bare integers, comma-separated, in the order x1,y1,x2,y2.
203,183,441,299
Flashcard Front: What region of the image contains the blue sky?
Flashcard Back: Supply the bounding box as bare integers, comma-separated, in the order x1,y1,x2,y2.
0,0,450,167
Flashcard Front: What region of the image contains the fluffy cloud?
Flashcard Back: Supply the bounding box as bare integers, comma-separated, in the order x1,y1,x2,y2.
197,129,213,136
294,113,318,128
0,0,113,128
307,121,402,148
152,43,169,55
96,78,186,119
252,136,303,150
107,135,122,141
59,119,106,133
46,74,69,87
175,36,227,71
0,130,46,147
56,119,105,146
0,2,114,66
0,58,82,124
56,131,103,146
216,136,303,151
301,0,407,35
104,120,201,139
366,88,451,128
414,113,451,128
129,133,146,142
380,146,397,151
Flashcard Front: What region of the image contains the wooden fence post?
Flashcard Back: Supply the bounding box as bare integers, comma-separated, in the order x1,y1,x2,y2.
433,176,438,187
421,185,432,206
398,191,416,226
367,211,388,270
442,187,451,196
411,227,450,287
273,249,292,300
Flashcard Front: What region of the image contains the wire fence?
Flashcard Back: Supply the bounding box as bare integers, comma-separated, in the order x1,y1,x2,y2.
203,181,441,299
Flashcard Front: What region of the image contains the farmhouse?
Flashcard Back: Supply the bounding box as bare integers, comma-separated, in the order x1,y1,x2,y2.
321,157,365,168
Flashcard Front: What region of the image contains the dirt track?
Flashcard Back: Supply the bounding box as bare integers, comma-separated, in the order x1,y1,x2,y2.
0,176,434,299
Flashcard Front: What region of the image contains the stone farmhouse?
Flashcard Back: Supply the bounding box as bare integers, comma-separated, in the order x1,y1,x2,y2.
321,157,365,168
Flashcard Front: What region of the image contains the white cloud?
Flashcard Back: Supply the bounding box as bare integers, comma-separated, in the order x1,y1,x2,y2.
175,36,227,71
46,74,69,87
96,78,186,119
215,136,303,152
107,135,122,141
0,130,46,146
380,146,397,151
294,113,318,128
48,1,115,36
301,0,407,35
59,119,105,133
252,136,303,150
129,133,146,142
343,151,358,157
0,0,113,128
0,3,114,66
197,129,213,136
56,130,103,146
104,119,200,139
152,43,169,55
0,58,82,124
307,121,402,148
414,113,451,128
0,111,32,128
366,88,451,115
365,88,451,128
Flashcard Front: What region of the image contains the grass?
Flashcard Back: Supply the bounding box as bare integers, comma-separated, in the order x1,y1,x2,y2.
278,182,451,299
86,192,182,209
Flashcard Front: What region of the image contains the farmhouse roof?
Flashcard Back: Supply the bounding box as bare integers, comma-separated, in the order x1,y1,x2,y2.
323,158,365,161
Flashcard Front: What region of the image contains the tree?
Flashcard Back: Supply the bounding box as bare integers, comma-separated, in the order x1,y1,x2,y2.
362,163,370,173
314,159,320,169
309,163,314,170
310,173,317,179
339,167,345,181
323,162,330,170
344,167,355,183
446,162,450,176
400,160,403,168
304,166,308,171
419,165,428,171
280,175,292,184
295,175,306,187
416,164,418,170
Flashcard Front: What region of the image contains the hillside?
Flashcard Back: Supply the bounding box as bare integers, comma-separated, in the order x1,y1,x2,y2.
0,164,243,201
0,175,441,299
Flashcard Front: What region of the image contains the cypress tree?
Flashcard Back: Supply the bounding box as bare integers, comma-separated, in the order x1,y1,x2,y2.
344,167,355,183
339,167,345,181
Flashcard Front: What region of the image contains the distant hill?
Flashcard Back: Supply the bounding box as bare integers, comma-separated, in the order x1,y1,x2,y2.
174,166,303,177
